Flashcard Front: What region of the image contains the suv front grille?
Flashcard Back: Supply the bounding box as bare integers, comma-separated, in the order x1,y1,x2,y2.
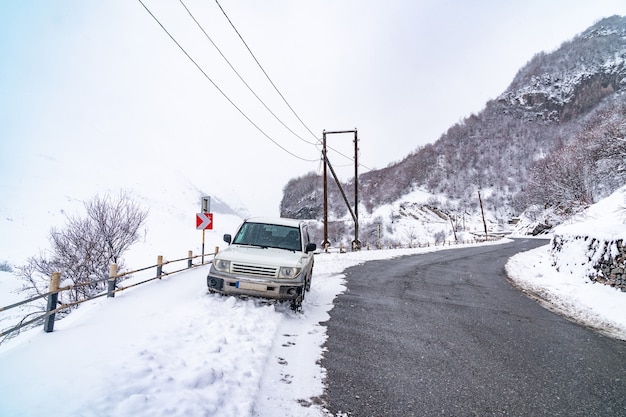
232,263,278,278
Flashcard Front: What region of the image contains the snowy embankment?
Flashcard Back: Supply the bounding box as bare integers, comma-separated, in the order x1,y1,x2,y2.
507,185,626,341
506,245,626,340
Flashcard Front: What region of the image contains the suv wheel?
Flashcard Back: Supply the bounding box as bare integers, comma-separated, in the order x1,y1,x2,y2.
290,295,303,312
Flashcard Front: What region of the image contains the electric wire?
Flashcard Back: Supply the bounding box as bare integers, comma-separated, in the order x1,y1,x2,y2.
214,0,375,172
328,146,372,171
214,0,321,144
178,0,318,146
136,0,318,163
323,136,374,172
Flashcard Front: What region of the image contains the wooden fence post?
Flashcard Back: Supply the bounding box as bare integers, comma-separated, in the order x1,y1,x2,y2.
188,251,193,268
157,255,163,279
44,272,61,333
107,264,118,298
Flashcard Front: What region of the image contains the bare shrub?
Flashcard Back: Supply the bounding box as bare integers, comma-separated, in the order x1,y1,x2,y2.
17,192,148,306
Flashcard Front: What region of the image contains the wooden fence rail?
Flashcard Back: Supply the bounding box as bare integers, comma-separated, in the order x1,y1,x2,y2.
0,248,219,340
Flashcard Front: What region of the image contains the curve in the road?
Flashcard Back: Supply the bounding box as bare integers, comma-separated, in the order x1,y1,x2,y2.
322,239,626,416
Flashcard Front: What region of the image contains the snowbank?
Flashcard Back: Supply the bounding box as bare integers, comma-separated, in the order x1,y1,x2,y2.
506,244,626,340
550,186,626,289
507,185,626,340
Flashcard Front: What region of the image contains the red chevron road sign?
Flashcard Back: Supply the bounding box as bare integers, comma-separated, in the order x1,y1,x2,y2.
196,212,213,230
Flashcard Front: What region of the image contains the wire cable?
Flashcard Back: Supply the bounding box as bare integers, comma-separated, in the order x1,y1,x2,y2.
178,0,318,146
213,1,375,172
326,151,373,173
214,0,321,144
322,134,374,172
136,0,319,163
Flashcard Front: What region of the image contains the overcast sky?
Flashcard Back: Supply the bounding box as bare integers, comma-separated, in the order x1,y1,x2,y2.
1,0,625,217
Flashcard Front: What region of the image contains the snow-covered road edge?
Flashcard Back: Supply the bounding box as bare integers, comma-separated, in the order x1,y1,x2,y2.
506,244,626,341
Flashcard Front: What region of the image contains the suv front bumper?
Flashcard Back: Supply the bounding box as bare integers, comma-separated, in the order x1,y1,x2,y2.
206,267,303,301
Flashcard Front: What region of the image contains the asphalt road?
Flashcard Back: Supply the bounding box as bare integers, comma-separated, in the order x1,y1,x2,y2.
321,239,626,416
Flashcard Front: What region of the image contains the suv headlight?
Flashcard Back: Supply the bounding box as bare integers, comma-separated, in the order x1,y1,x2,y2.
213,259,231,272
278,266,302,279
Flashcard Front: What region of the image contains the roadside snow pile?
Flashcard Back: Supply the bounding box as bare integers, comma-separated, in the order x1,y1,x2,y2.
0,268,285,417
551,185,626,290
0,260,350,417
507,185,626,340
507,245,626,341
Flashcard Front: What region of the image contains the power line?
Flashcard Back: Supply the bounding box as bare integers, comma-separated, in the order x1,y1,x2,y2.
323,136,374,172
212,0,375,173
214,0,321,144
136,0,318,163
178,0,318,146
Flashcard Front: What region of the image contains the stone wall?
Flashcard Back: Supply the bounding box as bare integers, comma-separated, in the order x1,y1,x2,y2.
551,234,626,292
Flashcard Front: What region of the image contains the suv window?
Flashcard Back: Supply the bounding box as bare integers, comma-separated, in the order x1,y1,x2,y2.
233,222,302,251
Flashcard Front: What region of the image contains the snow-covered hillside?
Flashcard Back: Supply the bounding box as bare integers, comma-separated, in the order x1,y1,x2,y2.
0,167,247,337
0,165,247,269
311,186,512,250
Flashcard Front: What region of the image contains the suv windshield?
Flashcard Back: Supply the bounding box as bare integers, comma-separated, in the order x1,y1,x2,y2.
233,222,302,251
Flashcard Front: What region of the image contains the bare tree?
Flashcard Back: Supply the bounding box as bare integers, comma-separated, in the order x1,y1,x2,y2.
85,193,148,266
525,141,595,210
17,192,148,305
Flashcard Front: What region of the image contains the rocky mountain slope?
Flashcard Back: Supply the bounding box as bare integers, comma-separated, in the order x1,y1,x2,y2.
281,15,626,242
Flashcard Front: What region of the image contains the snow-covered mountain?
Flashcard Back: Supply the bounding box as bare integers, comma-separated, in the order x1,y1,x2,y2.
281,15,626,240
500,15,626,119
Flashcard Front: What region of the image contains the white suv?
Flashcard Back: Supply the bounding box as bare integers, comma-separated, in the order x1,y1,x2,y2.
207,217,316,311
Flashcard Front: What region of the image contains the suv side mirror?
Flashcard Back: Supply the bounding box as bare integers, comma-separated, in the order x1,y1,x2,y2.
305,242,317,253
223,234,232,244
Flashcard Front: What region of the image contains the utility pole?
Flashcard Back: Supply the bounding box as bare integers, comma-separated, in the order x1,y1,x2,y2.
478,190,488,240
322,129,361,251
322,133,329,249
353,129,359,251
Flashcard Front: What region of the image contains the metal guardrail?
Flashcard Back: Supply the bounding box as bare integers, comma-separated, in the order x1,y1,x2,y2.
331,235,503,252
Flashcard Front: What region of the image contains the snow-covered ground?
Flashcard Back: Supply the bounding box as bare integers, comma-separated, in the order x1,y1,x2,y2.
0,242,480,417
507,244,626,341
1,234,625,417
